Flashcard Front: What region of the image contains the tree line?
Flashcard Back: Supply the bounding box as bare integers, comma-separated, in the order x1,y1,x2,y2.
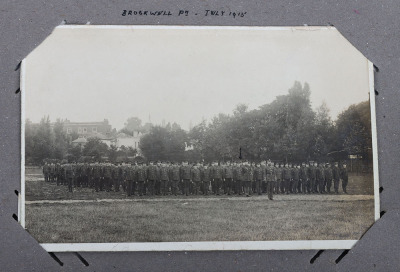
139,81,372,164
25,118,137,165
25,81,372,166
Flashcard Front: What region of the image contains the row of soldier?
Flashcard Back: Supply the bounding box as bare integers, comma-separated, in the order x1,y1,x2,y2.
43,160,349,198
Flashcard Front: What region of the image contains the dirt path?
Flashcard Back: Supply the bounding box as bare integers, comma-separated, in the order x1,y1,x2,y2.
25,194,374,204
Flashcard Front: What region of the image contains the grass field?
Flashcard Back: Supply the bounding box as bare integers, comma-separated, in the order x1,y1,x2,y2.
24,167,376,243
26,197,374,243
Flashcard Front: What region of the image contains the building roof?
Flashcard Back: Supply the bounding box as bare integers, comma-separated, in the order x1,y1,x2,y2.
87,132,113,140
63,119,109,125
72,137,87,143
116,132,134,138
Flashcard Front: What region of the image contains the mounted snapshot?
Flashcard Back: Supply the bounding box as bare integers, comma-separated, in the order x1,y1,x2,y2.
20,25,379,251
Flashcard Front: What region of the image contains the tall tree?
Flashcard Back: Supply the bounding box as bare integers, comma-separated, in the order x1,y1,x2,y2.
82,137,109,161
67,145,82,162
108,144,118,163
32,116,53,164
139,126,187,161
25,119,36,164
124,117,142,132
171,122,182,131
335,101,372,162
53,119,69,160
311,102,335,160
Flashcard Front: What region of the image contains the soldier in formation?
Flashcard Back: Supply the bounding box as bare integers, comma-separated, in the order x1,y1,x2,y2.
42,159,350,196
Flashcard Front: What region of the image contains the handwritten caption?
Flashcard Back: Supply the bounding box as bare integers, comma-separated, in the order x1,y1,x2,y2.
121,10,247,18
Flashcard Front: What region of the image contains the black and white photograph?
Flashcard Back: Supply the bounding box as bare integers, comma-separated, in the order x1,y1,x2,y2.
21,25,378,251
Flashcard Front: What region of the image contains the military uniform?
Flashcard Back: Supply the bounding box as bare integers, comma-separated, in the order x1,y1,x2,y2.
43,163,49,182
260,164,267,193
65,163,74,192
332,164,340,194
234,164,243,195
49,163,56,182
92,163,103,192
265,164,275,200
316,165,325,193
126,165,136,196
82,163,88,187
250,164,256,193
55,163,61,185
111,164,119,192
103,163,112,191
180,164,192,196
299,165,308,194
160,165,170,195
275,165,283,194
58,164,65,186
241,164,252,196
340,166,349,193
291,166,299,194
201,166,211,195
324,165,333,193
146,164,158,196
120,164,128,192
191,166,201,195
209,165,216,194
282,165,292,194
136,164,147,196
77,163,83,187
155,164,161,195
118,164,125,192
212,165,224,195
170,164,180,196
224,165,234,195
308,165,316,193
86,163,92,188
254,166,264,195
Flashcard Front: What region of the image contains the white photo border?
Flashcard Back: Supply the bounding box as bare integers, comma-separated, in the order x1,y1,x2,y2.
19,25,380,252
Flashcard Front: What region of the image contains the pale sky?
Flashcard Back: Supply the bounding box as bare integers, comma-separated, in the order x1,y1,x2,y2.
25,26,371,131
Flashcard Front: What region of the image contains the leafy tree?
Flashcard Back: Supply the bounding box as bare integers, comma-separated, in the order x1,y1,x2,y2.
24,82,372,168
184,81,369,164
69,131,79,142
335,101,372,162
171,122,182,131
108,144,118,163
127,146,137,156
53,119,69,160
124,117,142,132
139,126,187,161
119,128,133,136
32,116,53,164
188,120,208,159
82,137,109,161
233,103,248,117
25,119,36,164
141,122,153,133
67,145,82,162
311,102,335,161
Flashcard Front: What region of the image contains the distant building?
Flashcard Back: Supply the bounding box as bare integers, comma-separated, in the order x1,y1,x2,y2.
62,119,112,137
71,137,87,149
72,133,115,148
32,118,148,155
32,118,115,147
115,131,145,155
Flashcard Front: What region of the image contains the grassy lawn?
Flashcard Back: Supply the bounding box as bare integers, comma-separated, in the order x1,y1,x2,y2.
24,167,376,243
25,197,374,243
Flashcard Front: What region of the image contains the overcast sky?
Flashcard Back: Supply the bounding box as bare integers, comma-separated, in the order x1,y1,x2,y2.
25,26,371,131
